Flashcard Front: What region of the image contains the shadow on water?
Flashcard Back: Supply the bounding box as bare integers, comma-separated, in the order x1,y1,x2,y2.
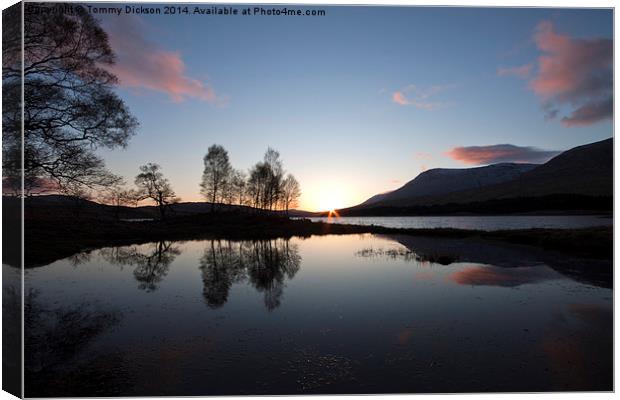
200,238,301,310
22,289,128,397
356,234,612,289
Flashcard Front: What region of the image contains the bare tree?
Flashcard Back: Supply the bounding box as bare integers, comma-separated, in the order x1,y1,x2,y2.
245,148,299,213
200,145,232,211
263,148,284,210
2,3,138,196
281,174,301,214
134,163,178,219
100,183,139,220
247,162,271,211
230,169,247,206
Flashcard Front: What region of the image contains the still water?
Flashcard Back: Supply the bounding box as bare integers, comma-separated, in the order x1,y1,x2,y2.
19,234,612,396
309,215,612,231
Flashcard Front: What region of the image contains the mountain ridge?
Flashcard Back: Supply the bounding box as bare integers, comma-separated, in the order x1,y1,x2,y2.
345,137,612,214
361,162,538,206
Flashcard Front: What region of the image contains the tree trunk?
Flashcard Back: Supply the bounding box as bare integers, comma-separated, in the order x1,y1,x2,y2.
158,193,166,219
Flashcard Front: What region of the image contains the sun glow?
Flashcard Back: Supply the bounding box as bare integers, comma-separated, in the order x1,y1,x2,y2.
301,180,362,212
316,189,347,213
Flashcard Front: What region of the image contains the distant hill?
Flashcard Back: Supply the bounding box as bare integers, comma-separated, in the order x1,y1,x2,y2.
361,163,537,206
18,195,318,219
342,138,613,215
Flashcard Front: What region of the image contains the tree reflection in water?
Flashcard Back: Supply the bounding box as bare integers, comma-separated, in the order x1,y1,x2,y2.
100,241,181,292
200,239,301,310
24,289,121,375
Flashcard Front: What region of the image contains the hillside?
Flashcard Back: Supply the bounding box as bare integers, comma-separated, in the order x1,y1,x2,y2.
18,195,317,219
345,138,613,214
361,163,537,206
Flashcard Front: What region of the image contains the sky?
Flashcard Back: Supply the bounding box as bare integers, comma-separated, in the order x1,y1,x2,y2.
92,4,613,211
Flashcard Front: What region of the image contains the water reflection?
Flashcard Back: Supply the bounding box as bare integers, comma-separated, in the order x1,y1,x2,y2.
67,252,93,267
361,234,612,288
355,246,457,265
541,303,612,391
448,264,558,287
100,241,181,292
23,234,612,395
24,289,122,374
200,239,301,310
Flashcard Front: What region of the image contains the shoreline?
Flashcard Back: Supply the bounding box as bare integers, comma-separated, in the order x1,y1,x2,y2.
9,212,613,268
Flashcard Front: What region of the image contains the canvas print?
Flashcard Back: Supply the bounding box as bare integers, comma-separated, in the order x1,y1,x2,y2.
2,1,613,397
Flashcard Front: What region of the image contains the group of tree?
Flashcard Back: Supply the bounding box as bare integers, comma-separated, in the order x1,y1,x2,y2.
2,5,301,220
200,145,301,214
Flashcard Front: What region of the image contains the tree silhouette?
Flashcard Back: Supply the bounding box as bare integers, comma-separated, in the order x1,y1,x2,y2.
200,144,232,211
3,3,138,196
228,169,247,206
99,183,139,220
281,174,301,214
198,144,302,214
134,163,178,219
263,148,284,211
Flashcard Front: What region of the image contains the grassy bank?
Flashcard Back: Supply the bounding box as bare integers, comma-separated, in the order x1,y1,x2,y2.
7,207,612,268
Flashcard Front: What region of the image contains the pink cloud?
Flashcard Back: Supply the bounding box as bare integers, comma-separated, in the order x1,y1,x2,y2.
392,91,409,106
526,21,611,126
497,63,532,78
445,144,559,165
391,84,451,110
104,16,223,103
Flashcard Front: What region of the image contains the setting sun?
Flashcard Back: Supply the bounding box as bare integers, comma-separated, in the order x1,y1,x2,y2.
310,184,352,212
302,179,359,211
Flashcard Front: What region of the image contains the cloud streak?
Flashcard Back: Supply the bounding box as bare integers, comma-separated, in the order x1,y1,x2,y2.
392,84,451,110
446,144,559,165
104,16,222,103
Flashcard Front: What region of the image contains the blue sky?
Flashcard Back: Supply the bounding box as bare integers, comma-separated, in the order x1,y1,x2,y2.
95,5,613,211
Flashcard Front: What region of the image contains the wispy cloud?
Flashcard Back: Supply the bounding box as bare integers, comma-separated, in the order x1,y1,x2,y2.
499,21,612,127
392,84,452,110
497,63,532,79
445,144,559,165
104,16,224,104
